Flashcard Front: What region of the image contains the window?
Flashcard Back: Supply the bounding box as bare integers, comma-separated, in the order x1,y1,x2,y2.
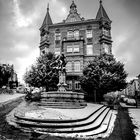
74,30,79,39
41,49,45,55
75,81,81,90
55,47,60,55
73,45,80,53
86,45,93,55
86,30,92,38
74,61,80,72
103,29,109,36
67,31,73,38
67,45,73,53
67,81,72,90
104,44,110,54
87,38,93,43
45,48,49,54
55,32,61,40
66,62,72,72
67,44,80,53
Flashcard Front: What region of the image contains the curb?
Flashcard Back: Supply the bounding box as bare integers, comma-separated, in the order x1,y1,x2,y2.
0,95,25,110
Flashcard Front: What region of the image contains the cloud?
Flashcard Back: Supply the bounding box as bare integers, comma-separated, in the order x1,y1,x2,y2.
15,48,40,83
13,0,32,28
12,43,30,52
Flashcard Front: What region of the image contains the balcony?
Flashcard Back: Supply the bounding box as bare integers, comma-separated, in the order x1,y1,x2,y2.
63,36,84,42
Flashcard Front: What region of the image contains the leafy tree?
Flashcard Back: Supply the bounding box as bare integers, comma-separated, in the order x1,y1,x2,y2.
80,54,127,102
0,64,13,88
24,52,59,91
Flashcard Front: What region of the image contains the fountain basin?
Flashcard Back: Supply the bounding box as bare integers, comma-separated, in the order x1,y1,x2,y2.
38,91,87,109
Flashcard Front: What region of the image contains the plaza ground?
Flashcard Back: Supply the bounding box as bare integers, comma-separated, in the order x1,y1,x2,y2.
0,93,140,140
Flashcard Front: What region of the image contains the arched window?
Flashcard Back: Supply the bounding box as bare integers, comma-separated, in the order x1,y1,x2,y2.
75,81,81,90
74,30,79,39
66,62,72,72
67,80,72,90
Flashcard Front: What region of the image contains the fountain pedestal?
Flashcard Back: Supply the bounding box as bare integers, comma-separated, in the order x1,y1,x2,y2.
57,71,67,92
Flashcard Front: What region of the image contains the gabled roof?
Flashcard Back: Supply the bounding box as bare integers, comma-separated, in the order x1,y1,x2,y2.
96,0,110,21
40,4,53,30
65,1,82,23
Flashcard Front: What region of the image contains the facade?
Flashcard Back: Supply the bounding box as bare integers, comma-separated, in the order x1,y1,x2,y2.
39,0,112,91
120,79,140,97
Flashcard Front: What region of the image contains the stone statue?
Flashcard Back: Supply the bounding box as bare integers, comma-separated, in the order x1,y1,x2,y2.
55,54,67,92
57,53,67,73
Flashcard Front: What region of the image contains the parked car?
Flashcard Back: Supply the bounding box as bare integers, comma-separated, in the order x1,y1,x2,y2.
16,85,25,93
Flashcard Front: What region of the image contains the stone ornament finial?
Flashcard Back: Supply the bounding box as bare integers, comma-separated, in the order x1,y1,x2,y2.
47,3,49,11
99,0,102,4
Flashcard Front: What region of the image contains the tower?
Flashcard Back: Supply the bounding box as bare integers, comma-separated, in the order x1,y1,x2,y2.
39,1,112,91
96,0,112,54
39,4,53,55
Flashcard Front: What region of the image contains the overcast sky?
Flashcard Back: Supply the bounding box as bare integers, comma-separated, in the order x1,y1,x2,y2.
0,0,140,83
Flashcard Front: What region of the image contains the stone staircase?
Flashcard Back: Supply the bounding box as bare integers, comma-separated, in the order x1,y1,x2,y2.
13,105,113,138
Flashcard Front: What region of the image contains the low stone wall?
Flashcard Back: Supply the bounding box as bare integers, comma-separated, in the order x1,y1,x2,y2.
0,96,24,111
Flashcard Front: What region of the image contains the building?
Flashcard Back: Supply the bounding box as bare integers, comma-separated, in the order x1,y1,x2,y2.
39,0,112,91
119,79,140,97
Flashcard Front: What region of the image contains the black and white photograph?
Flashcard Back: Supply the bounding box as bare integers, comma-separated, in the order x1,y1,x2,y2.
0,0,140,139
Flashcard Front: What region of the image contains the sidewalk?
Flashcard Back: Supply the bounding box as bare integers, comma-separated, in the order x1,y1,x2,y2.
0,93,24,104
105,106,136,140
0,93,25,110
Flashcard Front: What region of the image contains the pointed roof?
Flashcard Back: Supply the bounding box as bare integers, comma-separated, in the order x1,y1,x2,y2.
96,0,110,21
65,1,82,23
40,3,53,30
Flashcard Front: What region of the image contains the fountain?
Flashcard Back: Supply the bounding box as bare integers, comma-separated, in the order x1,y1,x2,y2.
38,53,86,109
6,54,87,135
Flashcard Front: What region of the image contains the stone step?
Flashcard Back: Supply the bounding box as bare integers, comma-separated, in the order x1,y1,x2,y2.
15,105,105,123
51,110,112,138
32,108,110,133
15,107,109,131
33,109,112,139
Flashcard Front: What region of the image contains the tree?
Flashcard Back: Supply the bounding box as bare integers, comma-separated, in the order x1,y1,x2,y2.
0,64,13,88
80,54,127,102
24,52,59,91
